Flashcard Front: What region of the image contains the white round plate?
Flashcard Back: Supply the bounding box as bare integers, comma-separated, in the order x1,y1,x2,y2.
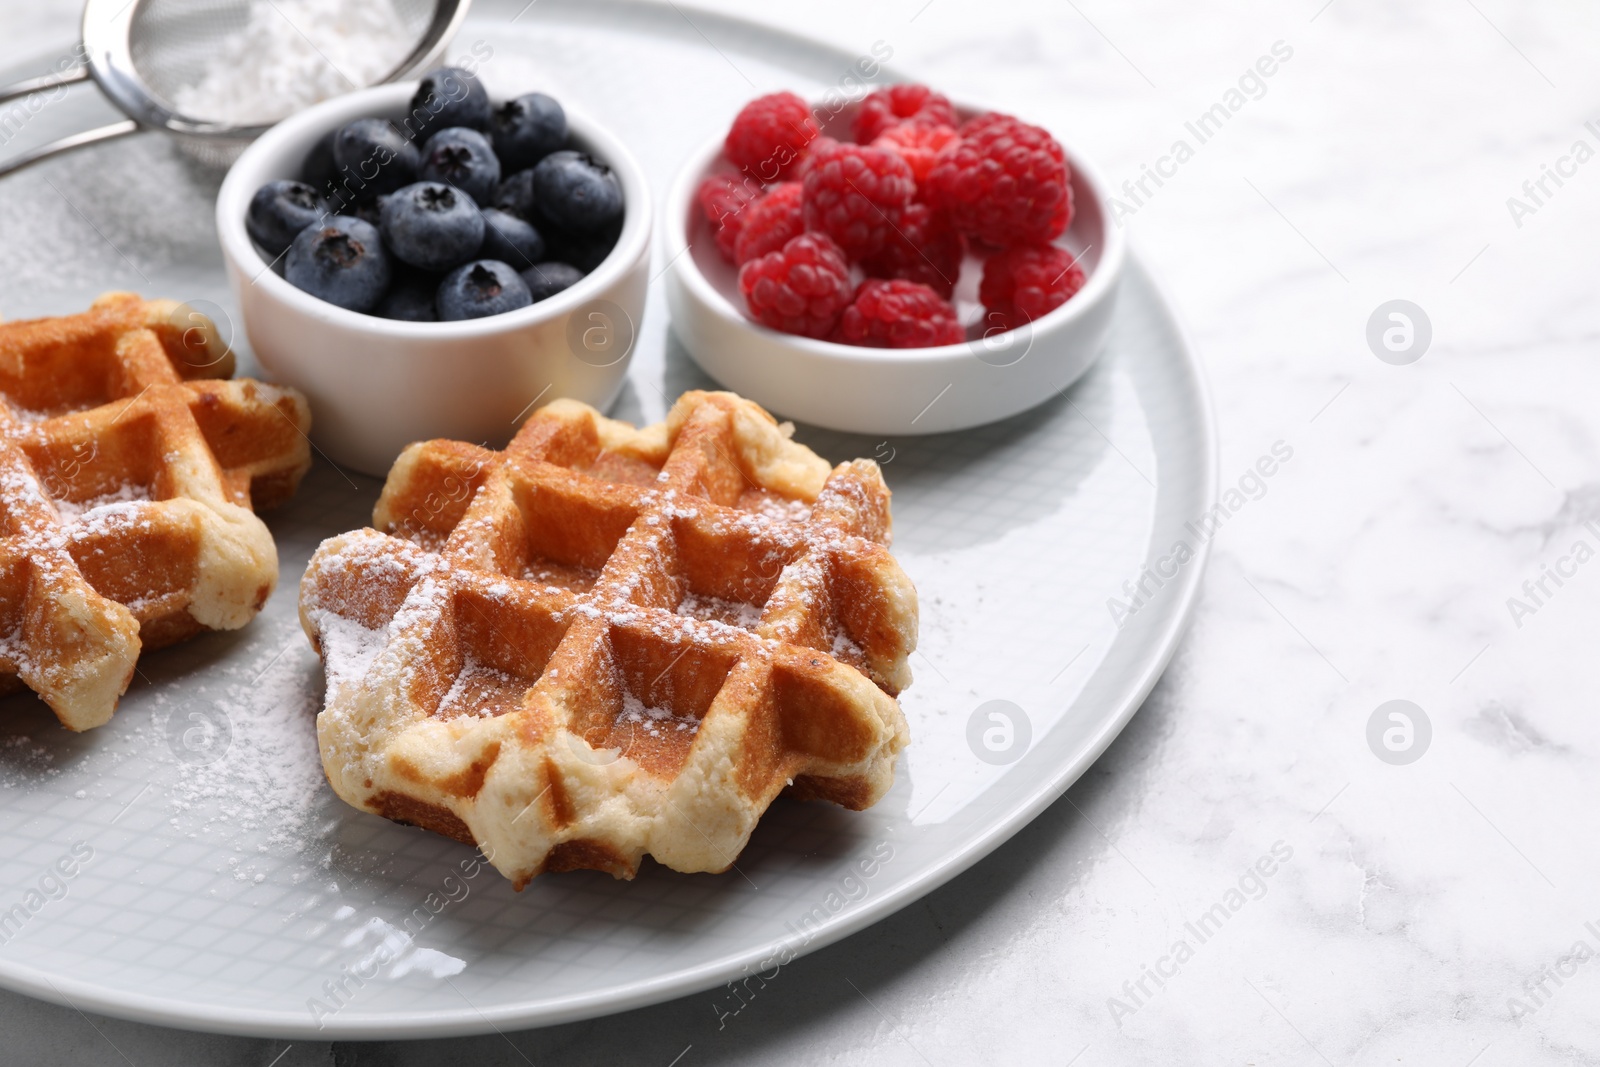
0,0,1216,1039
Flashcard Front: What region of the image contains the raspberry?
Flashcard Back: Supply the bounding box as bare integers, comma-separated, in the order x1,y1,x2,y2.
802,141,916,261
837,279,966,348
733,182,806,264
786,135,842,184
698,174,761,263
724,92,819,182
872,121,959,184
739,232,854,339
853,84,957,144
978,243,1085,331
928,113,1072,246
959,110,1025,139
860,202,965,299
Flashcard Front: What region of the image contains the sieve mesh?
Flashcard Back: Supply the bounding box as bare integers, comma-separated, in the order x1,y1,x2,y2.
127,0,252,105
97,0,449,167
126,0,438,121
0,0,464,178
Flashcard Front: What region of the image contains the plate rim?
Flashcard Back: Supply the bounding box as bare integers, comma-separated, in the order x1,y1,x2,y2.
0,0,1219,1038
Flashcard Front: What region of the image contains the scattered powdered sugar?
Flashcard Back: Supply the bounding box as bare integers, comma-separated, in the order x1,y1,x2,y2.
742,492,812,523
160,632,332,859
639,487,701,523
617,692,700,738
0,626,36,676
313,611,386,693
436,656,524,719
54,483,151,524
0,733,59,789
67,501,158,544
677,591,764,631
832,629,866,664
0,466,157,565
5,406,62,425
173,0,415,125
0,467,63,543
521,559,599,592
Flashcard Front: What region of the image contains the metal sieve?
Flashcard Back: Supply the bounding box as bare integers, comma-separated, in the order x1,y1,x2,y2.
0,0,471,178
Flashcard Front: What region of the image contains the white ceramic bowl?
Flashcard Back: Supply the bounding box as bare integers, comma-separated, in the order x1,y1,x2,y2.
217,82,651,476
663,100,1124,436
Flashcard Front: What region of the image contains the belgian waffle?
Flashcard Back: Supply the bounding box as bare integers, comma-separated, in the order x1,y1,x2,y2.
300,391,916,886
0,292,311,730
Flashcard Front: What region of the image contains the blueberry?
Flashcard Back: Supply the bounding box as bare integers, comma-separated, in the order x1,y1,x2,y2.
301,130,340,195
408,67,491,141
476,208,545,268
379,181,485,272
378,271,439,321
492,168,537,221
529,150,623,232
285,215,391,313
303,131,358,214
418,126,501,206
332,118,420,200
492,93,567,172
246,180,330,257
520,262,585,302
545,218,620,272
437,260,532,320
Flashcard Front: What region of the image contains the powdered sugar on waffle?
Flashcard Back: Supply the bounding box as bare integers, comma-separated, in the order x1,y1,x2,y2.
0,467,154,560
742,493,813,523
832,630,865,661
313,612,386,693
638,487,702,522
617,692,701,738
677,591,764,631
54,483,151,524
5,406,63,425
0,632,33,677
0,466,57,523
306,543,450,700
305,449,879,697
437,656,524,719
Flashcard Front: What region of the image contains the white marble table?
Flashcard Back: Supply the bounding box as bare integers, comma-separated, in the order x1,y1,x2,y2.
3,0,1597,1063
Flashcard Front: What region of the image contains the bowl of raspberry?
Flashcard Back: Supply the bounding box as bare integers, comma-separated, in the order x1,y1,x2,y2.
663,84,1124,436
217,72,651,476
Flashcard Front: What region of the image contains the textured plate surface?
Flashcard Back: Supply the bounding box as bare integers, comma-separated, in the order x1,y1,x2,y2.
0,0,1215,1038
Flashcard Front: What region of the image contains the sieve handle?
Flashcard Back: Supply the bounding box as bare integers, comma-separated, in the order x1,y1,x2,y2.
0,64,89,107
0,119,139,179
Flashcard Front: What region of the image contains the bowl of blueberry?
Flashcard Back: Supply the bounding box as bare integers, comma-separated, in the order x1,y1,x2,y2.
217,67,651,475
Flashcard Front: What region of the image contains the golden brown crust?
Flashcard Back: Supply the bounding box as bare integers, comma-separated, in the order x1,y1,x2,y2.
373,791,476,845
